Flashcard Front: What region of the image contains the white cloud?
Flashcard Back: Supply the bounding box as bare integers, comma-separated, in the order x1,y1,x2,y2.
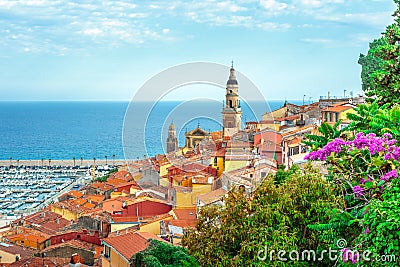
257,22,291,30
315,11,394,28
301,38,333,44
259,0,288,11
298,0,344,8
217,1,248,12
82,28,103,36
0,0,394,54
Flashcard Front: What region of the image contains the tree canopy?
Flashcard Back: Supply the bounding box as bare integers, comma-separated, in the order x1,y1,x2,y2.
132,239,199,267
362,1,400,106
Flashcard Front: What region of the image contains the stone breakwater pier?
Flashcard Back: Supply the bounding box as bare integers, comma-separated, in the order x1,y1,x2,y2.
0,159,128,167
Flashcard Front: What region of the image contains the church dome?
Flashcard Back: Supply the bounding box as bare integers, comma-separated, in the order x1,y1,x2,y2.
227,65,238,85
227,79,238,85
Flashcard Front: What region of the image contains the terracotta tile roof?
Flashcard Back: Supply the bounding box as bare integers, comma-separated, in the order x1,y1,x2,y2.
102,232,164,260
8,257,68,267
106,178,127,186
80,209,112,221
166,219,197,229
111,216,141,223
36,218,70,235
53,198,93,214
323,105,353,112
20,210,60,225
197,188,227,205
137,182,168,194
82,202,96,209
113,181,141,190
171,208,196,220
281,125,315,137
275,114,301,122
89,182,114,191
59,190,84,200
108,170,134,181
101,196,132,205
181,162,209,172
84,194,106,204
68,190,84,198
0,242,34,259
288,136,303,147
42,239,102,257
72,198,87,206
8,229,51,244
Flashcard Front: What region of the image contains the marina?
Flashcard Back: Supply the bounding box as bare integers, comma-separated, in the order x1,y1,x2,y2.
0,164,108,216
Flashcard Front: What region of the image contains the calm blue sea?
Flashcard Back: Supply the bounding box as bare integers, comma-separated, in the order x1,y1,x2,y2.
0,100,302,160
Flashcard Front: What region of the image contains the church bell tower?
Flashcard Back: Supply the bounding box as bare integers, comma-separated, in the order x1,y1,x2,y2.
222,62,242,137
166,122,178,153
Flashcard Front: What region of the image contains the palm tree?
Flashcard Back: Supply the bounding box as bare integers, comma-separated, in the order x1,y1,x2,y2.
9,157,12,166
16,159,20,166
73,157,76,166
105,155,108,165
303,120,345,151
346,100,388,133
80,157,83,166
41,158,44,168
93,157,96,166
371,105,400,139
112,154,115,166
48,159,51,167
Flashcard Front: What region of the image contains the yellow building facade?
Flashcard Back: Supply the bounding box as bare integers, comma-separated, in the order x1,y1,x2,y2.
51,205,80,221
101,249,130,267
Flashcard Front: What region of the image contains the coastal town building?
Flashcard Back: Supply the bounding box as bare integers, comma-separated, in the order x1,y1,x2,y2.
196,187,227,210
0,242,33,265
321,102,356,129
101,231,165,267
184,124,210,149
167,122,179,153
222,63,242,137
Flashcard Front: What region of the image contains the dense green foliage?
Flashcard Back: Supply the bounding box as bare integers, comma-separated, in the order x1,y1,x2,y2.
132,239,199,267
93,167,118,182
346,101,400,140
182,2,400,266
358,37,387,92
363,1,400,106
303,120,346,151
183,167,342,266
362,178,400,266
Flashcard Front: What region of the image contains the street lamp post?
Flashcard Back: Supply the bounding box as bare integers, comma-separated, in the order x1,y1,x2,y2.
303,94,306,106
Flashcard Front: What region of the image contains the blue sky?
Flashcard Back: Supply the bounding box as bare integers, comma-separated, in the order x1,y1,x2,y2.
0,0,396,101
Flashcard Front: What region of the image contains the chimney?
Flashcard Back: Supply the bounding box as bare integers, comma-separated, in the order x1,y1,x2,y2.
56,218,60,224
116,230,119,236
